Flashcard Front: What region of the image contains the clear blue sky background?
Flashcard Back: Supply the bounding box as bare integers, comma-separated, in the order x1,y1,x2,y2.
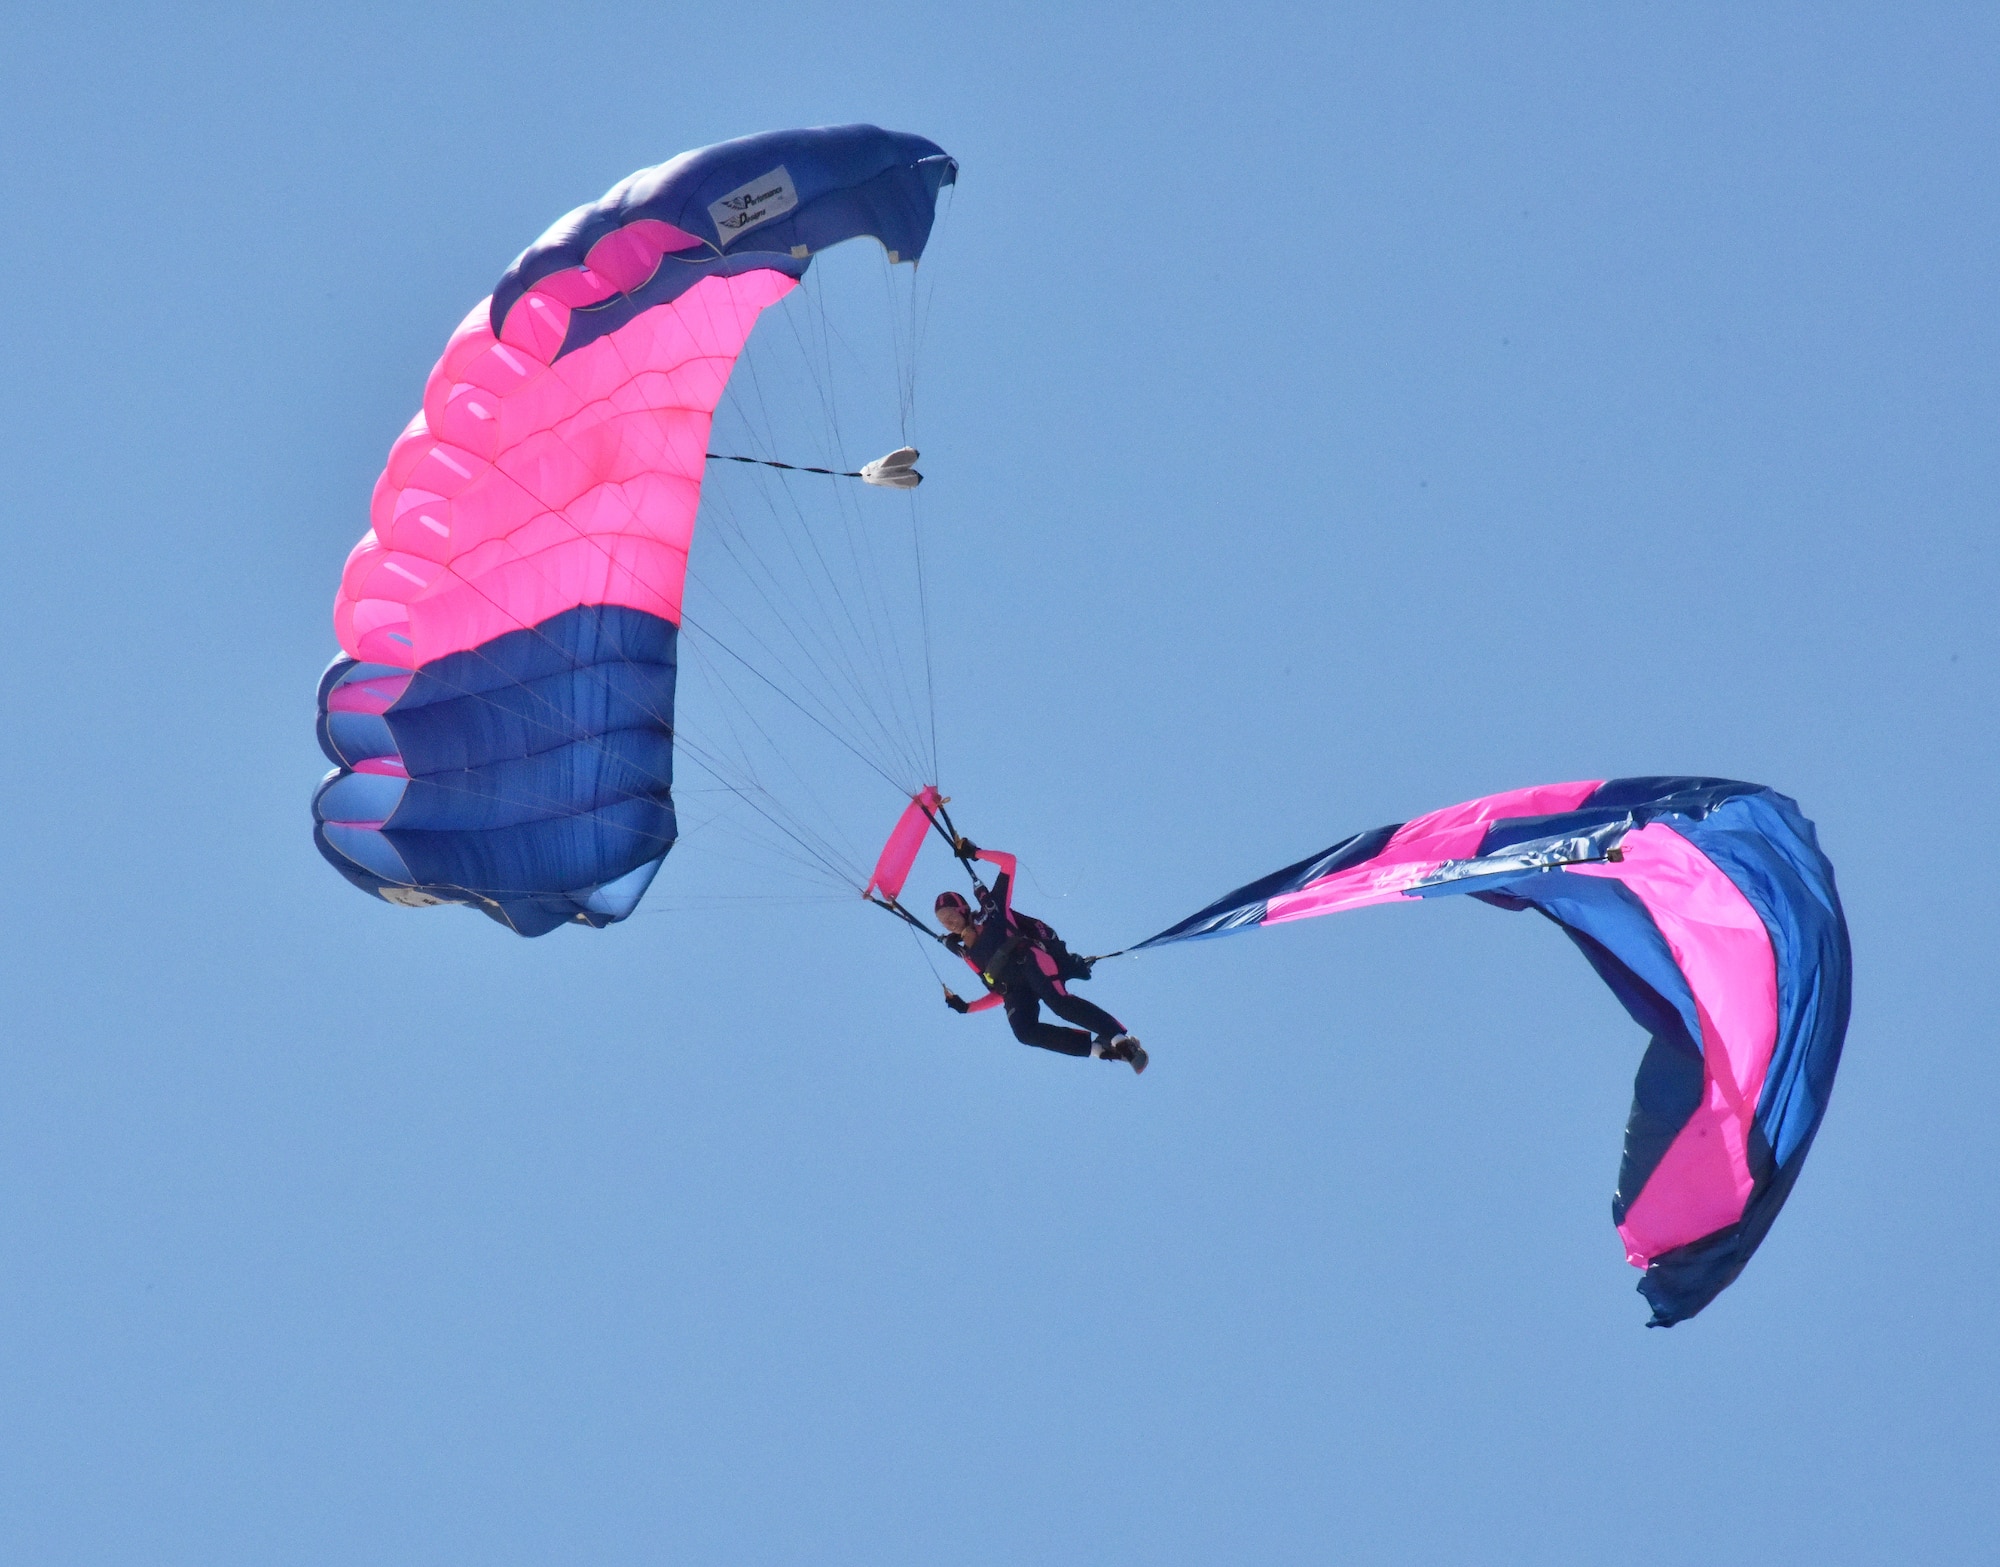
4,4,1996,1562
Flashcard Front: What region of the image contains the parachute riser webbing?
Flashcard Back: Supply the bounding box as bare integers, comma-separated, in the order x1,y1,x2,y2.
928,796,986,893
867,892,950,946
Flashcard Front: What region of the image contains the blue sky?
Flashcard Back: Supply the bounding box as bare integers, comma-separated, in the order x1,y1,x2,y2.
3,4,1996,1562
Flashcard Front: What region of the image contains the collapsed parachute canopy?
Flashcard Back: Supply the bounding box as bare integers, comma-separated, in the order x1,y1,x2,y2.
1141,778,1851,1326
313,127,956,935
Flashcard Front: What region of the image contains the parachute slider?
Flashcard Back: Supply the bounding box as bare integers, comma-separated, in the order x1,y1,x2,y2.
703,446,922,488
860,447,922,488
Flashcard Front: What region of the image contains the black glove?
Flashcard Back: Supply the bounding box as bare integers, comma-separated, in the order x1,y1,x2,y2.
944,990,970,1014
954,836,979,859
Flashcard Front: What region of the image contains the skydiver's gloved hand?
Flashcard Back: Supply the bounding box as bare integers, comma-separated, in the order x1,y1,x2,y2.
943,989,970,1014
954,836,979,859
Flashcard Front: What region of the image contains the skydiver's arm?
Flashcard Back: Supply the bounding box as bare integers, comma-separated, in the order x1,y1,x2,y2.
944,949,1005,1015
973,847,1017,916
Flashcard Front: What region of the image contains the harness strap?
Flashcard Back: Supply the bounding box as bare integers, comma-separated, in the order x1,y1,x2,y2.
978,932,1029,988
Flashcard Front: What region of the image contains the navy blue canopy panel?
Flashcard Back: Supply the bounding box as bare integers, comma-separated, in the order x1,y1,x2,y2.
1139,777,1851,1325
489,124,958,359
315,607,678,937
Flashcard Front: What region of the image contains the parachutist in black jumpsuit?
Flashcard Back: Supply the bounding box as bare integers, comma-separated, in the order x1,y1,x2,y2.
936,845,1147,1072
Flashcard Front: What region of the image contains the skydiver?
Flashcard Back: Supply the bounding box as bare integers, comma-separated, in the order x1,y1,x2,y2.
934,840,1148,1073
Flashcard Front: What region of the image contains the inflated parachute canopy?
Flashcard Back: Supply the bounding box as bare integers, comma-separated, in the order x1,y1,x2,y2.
313,127,956,936
1141,778,1851,1325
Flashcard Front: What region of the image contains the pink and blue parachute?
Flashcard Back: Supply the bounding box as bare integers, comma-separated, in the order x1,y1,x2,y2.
312,127,956,935
1140,778,1851,1325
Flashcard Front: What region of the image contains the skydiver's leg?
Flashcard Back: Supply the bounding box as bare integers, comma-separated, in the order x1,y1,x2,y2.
1002,989,1095,1057
1023,967,1145,1071
1026,968,1125,1040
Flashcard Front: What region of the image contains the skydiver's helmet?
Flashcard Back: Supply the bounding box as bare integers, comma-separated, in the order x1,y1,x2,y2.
935,890,972,923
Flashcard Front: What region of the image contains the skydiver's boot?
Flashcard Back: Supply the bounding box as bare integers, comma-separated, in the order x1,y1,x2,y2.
1099,1033,1148,1075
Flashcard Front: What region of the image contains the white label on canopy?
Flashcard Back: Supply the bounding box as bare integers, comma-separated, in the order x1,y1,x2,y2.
381,886,452,908
708,166,798,246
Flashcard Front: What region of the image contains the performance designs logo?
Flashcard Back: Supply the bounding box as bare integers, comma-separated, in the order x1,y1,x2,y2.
707,166,799,246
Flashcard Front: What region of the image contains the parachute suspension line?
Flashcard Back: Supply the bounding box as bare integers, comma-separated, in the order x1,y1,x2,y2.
885,246,918,436
694,274,937,788
856,256,938,782
797,258,851,452
704,289,926,781
885,193,947,437
681,588,899,896
873,892,955,993
691,484,927,785
691,490,917,774
866,889,974,1009
867,891,947,942
670,633,876,890
928,796,988,895
674,747,869,892
677,504,930,890
692,349,948,899
613,292,924,798
676,600,908,791
904,921,952,991
911,186,953,422
786,276,934,777
674,674,869,887
880,221,945,782
910,486,940,786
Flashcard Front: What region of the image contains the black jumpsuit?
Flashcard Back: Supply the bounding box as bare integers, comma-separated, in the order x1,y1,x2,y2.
952,849,1125,1057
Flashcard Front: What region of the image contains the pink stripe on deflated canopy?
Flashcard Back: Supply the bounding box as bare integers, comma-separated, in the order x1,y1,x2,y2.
335,268,799,667
1264,780,1605,923
1569,823,1780,1266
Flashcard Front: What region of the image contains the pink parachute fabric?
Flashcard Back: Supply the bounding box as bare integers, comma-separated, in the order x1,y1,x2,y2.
338,271,795,670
